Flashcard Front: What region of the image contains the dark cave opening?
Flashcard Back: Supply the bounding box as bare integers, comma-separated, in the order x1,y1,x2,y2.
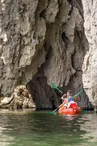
27,71,59,110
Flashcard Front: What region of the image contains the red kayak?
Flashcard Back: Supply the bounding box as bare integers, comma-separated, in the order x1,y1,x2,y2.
58,108,82,115
58,102,82,115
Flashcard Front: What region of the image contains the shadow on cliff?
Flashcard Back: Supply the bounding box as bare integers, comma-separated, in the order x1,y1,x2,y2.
27,69,61,110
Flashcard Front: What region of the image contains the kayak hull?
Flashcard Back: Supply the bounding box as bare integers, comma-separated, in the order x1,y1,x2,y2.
58,108,82,115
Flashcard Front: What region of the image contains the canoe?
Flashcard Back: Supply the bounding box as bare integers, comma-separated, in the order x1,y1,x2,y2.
58,102,82,115
58,107,82,115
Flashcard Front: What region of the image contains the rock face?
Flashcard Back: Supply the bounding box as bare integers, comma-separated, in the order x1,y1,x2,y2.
0,0,96,109
82,0,97,111
0,85,36,110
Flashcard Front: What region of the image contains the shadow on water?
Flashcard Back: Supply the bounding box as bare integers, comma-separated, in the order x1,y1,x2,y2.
0,110,97,146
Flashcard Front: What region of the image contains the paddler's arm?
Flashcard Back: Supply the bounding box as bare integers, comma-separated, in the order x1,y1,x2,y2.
59,98,68,108
60,94,67,101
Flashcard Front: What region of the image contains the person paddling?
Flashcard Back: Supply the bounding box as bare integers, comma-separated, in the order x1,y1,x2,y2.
59,93,69,109
59,90,80,109
66,90,80,108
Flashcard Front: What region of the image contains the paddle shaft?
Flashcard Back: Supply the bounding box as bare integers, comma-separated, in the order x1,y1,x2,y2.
51,83,83,98
52,103,63,113
51,83,63,94
72,90,83,98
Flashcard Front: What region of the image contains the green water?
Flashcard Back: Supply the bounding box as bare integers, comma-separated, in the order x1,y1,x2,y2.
0,110,97,146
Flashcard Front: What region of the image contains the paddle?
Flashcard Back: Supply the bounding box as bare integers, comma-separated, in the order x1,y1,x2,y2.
48,84,63,114
49,102,64,114
51,83,63,94
51,83,84,98
72,89,83,98
49,107,59,114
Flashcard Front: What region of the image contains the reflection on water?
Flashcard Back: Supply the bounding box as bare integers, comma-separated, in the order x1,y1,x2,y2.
0,110,97,146
0,127,14,146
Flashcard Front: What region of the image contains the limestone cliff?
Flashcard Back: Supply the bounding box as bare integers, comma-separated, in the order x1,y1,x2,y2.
0,0,95,110
82,0,97,111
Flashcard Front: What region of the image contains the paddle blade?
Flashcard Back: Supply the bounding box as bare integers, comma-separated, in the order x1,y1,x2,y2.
82,109,87,114
48,108,59,114
48,111,55,114
51,83,63,93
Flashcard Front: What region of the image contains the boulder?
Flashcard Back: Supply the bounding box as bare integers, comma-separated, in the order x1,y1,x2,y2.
0,85,36,110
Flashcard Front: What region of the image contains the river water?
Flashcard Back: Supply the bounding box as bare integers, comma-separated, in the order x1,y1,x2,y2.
0,110,97,146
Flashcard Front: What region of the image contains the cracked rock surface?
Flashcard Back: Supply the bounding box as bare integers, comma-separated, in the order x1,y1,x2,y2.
0,0,96,110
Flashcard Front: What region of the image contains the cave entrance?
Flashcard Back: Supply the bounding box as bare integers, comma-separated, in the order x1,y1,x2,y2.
27,72,59,110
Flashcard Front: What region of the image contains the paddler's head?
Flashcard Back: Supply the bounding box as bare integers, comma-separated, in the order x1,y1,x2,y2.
67,90,72,97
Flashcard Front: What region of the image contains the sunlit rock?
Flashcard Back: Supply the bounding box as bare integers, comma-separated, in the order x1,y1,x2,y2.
82,0,97,110
0,85,36,110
